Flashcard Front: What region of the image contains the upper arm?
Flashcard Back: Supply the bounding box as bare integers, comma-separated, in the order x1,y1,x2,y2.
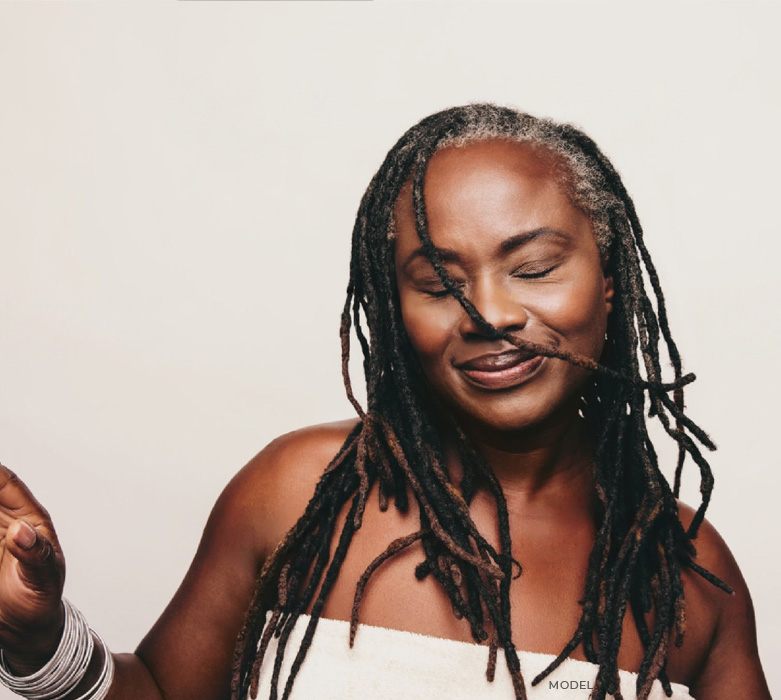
133,419,357,700
678,503,771,700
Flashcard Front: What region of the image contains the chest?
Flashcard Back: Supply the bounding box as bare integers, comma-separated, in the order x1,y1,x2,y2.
317,492,591,644
308,489,707,688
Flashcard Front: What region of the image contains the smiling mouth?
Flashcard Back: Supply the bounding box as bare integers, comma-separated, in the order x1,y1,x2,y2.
455,351,545,390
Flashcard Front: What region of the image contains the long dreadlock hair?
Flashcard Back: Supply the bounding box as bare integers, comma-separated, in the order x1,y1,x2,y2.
230,104,731,700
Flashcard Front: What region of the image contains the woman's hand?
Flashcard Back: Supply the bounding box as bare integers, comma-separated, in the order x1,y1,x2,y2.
0,463,67,674
0,423,345,700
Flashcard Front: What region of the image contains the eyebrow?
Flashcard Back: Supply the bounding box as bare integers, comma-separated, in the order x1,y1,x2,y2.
400,227,572,273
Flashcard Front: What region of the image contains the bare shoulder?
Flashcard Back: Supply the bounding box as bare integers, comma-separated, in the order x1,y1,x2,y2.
676,501,741,608
214,418,361,559
134,419,359,700
675,501,770,698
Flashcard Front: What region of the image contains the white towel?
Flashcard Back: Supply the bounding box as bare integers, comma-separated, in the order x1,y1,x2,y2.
252,614,694,699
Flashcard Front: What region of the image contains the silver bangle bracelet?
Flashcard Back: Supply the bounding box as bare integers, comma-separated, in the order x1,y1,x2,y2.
0,598,113,700
72,632,114,700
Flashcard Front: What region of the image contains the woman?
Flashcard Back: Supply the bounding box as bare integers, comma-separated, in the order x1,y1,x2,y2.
0,104,771,700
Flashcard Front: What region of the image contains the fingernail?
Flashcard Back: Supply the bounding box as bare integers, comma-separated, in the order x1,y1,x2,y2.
15,521,37,550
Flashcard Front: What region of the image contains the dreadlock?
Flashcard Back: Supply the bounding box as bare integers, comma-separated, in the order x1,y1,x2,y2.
230,104,731,700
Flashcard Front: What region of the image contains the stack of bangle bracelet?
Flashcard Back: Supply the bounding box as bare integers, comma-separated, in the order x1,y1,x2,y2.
0,598,115,700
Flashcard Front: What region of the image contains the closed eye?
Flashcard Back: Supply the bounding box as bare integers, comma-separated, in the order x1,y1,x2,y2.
421,280,466,298
513,264,558,279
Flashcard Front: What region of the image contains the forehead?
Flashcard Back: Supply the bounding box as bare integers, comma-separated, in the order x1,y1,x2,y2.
393,139,593,261
429,138,569,190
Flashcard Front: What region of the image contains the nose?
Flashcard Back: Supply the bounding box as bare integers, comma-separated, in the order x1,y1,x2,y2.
458,278,528,338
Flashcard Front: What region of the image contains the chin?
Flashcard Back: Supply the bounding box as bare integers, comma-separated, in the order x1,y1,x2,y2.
467,410,559,436
442,386,586,440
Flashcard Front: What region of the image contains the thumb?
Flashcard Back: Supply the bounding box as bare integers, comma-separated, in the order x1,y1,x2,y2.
5,520,60,585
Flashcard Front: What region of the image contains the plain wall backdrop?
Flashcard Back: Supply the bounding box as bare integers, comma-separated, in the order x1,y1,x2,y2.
0,2,779,697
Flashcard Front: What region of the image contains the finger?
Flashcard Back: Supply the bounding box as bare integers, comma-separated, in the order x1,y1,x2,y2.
0,463,54,527
0,464,57,544
5,520,63,590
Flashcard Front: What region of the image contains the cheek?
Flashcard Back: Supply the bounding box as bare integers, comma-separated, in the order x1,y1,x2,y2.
399,293,459,362
532,277,608,354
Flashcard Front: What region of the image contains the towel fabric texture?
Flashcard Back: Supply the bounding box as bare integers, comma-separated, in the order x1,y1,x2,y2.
253,614,695,699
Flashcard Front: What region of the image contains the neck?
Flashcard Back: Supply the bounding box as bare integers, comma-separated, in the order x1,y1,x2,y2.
446,405,598,518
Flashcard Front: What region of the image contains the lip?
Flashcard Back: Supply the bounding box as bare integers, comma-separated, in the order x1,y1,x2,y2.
456,353,545,390
455,349,539,372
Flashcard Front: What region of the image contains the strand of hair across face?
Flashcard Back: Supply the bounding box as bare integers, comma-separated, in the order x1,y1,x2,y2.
230,105,731,700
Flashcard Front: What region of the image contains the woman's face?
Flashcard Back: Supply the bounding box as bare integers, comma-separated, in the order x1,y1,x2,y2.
393,139,614,435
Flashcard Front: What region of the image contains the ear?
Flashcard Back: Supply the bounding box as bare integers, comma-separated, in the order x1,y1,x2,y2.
604,273,614,315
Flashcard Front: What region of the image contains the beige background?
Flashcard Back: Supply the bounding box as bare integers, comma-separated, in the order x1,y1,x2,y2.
0,1,779,697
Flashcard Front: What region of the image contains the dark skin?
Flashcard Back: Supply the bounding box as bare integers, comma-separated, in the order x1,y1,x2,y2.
0,139,770,699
